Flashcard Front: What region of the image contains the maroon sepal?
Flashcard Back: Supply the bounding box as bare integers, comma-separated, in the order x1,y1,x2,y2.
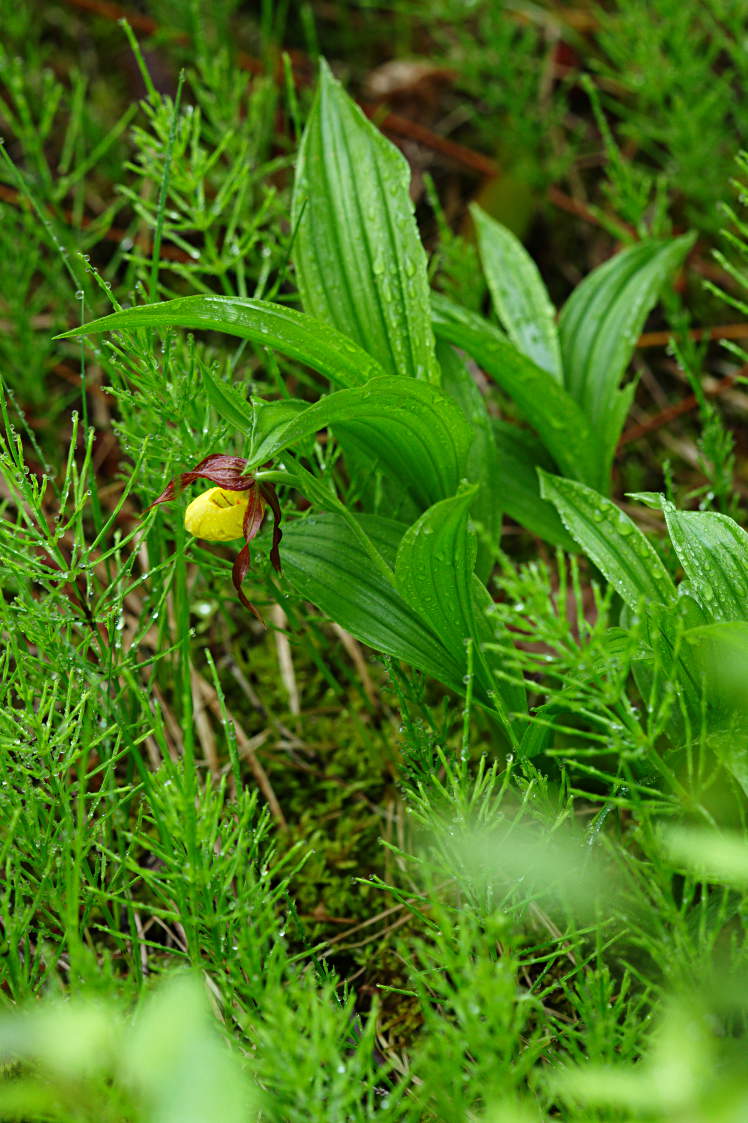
147,454,257,510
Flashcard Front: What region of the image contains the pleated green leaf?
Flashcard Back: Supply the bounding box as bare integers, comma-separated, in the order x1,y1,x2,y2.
472,204,562,381
431,293,603,490
395,486,525,732
539,472,677,609
248,377,472,509
292,61,439,383
664,506,748,621
56,295,386,389
281,512,465,692
558,233,695,473
395,485,479,666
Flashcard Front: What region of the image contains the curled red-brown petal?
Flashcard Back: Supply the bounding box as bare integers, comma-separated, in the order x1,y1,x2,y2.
259,481,283,574
147,454,255,510
232,484,283,621
230,486,267,622
242,484,267,544
232,544,264,623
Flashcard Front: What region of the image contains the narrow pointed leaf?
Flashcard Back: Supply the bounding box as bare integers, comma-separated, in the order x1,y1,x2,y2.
664,506,748,621
431,293,603,489
559,233,695,466
472,203,562,380
292,61,439,383
539,472,677,609
248,377,472,509
56,295,387,389
282,512,465,692
492,422,575,550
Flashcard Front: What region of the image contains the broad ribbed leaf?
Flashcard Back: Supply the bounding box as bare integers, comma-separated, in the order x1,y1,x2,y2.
395,485,479,664
431,294,603,490
56,295,386,389
492,422,575,550
292,61,439,383
664,507,748,621
248,377,472,509
394,487,525,731
282,512,465,692
472,204,562,381
540,472,676,609
559,233,695,472
437,340,501,577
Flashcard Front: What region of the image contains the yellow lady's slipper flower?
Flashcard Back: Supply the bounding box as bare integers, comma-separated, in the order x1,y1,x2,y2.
149,454,282,622
184,487,250,541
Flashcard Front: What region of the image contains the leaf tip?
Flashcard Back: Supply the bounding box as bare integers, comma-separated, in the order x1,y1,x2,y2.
536,467,555,500
317,56,335,84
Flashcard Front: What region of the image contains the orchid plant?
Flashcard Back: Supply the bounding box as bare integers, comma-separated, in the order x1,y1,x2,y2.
58,61,692,748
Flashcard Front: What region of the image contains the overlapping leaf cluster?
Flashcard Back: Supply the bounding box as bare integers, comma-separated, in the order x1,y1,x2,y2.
63,62,692,754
